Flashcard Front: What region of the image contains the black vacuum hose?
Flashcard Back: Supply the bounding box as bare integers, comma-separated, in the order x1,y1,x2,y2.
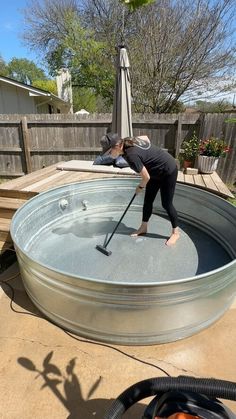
104,376,236,419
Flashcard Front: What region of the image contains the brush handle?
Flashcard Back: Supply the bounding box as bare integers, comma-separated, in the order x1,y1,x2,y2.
104,193,136,248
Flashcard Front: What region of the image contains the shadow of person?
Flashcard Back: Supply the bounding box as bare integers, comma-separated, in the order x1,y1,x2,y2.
17,353,146,418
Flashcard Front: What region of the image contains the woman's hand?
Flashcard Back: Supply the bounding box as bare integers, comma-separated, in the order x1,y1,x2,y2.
135,185,144,194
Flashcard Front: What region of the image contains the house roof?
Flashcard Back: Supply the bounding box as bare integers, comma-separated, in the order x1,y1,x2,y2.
0,74,69,105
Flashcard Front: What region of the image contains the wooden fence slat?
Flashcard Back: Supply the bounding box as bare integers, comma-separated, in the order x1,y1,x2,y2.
21,116,32,173
174,115,182,157
0,172,25,178
0,147,22,152
0,113,235,184
30,147,102,153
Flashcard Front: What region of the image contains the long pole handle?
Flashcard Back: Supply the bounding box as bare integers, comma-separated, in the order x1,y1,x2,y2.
104,193,136,248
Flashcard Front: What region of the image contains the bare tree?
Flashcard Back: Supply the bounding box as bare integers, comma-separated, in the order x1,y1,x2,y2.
21,0,236,113
22,0,79,64
128,0,236,112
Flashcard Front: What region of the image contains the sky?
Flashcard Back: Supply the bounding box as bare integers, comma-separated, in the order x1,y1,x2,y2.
0,0,38,64
0,0,235,105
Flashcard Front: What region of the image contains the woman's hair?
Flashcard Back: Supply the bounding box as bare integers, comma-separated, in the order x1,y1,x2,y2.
122,136,151,150
100,133,151,154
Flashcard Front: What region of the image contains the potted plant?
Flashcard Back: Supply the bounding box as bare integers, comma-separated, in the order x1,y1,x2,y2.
180,131,199,169
198,136,230,174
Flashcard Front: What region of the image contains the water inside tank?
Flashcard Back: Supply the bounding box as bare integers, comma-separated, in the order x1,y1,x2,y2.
26,209,231,284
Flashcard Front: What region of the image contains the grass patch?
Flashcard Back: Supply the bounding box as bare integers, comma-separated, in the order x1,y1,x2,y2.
228,197,236,206
226,183,236,206
0,178,9,184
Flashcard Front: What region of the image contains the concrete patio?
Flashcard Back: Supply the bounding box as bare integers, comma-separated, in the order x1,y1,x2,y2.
0,260,236,419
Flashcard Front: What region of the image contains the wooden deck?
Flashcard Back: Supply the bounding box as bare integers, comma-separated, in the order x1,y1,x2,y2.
0,161,234,253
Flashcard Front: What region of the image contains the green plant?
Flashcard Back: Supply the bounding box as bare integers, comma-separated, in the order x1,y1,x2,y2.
225,118,236,123
199,137,230,157
180,132,200,161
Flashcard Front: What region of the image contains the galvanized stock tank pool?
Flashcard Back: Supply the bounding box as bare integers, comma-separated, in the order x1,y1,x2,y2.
11,178,236,345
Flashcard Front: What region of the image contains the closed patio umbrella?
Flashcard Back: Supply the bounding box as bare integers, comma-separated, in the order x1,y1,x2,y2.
111,45,133,138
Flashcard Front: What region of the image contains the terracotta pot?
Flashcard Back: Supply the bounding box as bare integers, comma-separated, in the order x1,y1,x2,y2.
198,155,219,174
183,160,193,169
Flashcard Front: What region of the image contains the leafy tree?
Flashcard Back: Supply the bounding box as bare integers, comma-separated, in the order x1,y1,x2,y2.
7,58,46,84
195,100,232,113
0,56,8,76
22,0,115,106
63,19,115,103
32,79,58,95
72,87,110,112
120,0,155,11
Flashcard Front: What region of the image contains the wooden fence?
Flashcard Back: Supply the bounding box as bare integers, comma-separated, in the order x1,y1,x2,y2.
0,113,235,184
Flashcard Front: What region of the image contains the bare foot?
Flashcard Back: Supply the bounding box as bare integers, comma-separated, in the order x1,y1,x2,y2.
165,231,180,246
131,222,148,237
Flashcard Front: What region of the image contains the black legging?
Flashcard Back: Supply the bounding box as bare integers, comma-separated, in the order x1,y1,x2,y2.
142,167,178,228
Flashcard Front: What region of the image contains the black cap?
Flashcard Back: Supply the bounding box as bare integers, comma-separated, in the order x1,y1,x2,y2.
100,133,120,154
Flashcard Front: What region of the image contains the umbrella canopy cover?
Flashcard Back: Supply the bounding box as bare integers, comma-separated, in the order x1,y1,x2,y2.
111,46,133,139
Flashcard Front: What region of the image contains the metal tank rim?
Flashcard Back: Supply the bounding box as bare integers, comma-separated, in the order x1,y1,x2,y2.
10,177,236,344
10,177,236,287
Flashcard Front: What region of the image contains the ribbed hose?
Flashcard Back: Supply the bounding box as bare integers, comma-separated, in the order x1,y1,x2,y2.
104,376,236,419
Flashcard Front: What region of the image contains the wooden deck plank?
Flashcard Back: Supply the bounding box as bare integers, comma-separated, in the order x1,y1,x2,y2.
22,170,71,192
32,171,130,194
193,174,206,188
202,174,219,193
184,174,195,184
0,197,26,209
210,171,234,198
177,171,184,182
0,163,61,191
0,209,16,219
25,170,112,193
0,218,12,232
0,231,11,242
0,240,13,253
41,171,115,187
0,189,36,200
37,172,88,192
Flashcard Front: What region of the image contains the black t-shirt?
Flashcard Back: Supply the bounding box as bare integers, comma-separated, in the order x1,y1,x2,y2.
124,144,177,179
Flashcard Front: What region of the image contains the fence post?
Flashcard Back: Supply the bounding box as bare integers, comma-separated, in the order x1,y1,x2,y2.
174,115,182,157
21,116,32,174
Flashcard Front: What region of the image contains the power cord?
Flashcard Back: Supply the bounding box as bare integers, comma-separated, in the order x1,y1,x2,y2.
64,330,170,376
0,260,170,377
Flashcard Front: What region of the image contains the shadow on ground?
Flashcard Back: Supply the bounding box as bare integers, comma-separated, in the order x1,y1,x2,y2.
2,275,150,418
18,352,146,418
2,277,42,316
